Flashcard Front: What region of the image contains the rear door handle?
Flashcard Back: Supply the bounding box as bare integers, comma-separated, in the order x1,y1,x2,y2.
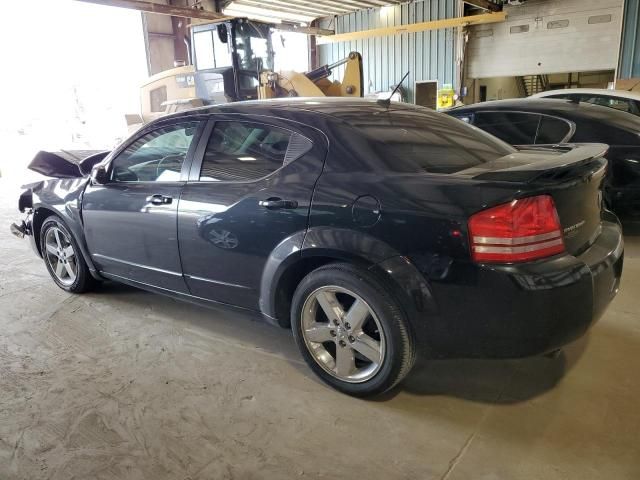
146,194,173,205
258,197,298,210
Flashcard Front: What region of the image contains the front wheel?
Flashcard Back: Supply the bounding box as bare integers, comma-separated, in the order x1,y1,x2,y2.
291,263,416,397
40,216,95,293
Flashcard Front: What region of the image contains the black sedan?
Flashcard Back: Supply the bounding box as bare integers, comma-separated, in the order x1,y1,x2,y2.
446,98,640,220
11,99,623,396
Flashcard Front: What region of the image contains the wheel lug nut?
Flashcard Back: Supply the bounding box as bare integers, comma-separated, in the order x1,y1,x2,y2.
338,340,346,347
348,336,355,343
330,330,336,337
333,319,339,326
344,322,351,329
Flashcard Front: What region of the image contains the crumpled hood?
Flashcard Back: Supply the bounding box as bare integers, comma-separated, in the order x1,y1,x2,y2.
28,149,110,178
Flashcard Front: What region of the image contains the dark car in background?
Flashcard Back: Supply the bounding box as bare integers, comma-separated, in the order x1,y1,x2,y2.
11,99,623,396
446,98,640,220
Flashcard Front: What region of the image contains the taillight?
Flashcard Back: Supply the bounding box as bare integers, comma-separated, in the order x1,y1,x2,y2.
468,195,565,263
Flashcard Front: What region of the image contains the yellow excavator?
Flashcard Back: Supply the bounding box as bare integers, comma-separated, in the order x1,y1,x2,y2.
128,18,363,130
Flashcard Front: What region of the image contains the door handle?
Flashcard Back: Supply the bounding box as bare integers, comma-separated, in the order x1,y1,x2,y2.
146,194,173,205
258,197,298,210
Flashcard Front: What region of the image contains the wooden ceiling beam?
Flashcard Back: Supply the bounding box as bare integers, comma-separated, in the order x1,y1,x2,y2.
75,0,232,21
317,11,507,44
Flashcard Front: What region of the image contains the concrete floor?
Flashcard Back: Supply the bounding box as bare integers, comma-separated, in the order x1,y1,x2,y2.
1,170,639,480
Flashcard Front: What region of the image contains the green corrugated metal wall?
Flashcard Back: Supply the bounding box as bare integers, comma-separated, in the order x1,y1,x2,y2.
619,0,640,79
318,0,459,103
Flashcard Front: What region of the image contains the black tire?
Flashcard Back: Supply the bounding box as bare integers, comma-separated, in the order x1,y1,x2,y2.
291,263,416,397
40,215,95,293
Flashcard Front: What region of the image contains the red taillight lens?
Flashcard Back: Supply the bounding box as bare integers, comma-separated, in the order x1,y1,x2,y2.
468,195,566,263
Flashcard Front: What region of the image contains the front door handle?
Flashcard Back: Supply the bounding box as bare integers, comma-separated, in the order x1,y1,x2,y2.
258,197,298,210
146,194,173,205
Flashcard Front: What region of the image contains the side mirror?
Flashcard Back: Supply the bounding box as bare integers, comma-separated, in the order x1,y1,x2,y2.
91,164,109,185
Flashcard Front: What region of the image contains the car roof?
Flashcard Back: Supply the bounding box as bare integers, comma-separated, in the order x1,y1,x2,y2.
530,88,640,101
449,98,640,133
165,97,438,124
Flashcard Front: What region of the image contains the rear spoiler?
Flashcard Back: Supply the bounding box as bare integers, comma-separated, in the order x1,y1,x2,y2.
466,143,609,183
28,149,110,178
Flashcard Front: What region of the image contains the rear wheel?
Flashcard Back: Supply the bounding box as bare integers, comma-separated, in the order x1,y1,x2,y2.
40,216,95,293
291,263,415,397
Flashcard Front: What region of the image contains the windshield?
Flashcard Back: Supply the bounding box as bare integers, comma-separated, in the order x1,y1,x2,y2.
193,29,232,70
354,109,515,175
234,21,274,71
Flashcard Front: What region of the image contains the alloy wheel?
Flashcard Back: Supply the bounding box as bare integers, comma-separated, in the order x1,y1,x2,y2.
44,227,78,286
301,286,386,383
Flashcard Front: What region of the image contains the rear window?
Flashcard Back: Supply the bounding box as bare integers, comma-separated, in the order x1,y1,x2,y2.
354,110,514,174
473,111,540,144
536,115,573,144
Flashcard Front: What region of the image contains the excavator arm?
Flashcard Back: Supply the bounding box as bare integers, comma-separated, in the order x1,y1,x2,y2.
258,52,363,99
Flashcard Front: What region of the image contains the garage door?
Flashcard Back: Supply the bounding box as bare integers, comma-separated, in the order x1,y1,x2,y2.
467,0,622,78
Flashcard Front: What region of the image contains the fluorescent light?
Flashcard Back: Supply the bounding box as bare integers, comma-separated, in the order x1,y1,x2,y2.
223,2,317,24
223,8,283,24
238,156,256,161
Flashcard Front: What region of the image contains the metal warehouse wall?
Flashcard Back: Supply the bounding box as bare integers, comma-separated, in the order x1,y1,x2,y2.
318,0,459,103
619,0,640,79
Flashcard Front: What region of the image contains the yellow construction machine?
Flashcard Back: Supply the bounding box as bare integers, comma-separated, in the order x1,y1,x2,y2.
258,52,363,99
128,18,363,131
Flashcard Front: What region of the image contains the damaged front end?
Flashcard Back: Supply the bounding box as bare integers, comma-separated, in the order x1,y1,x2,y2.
27,149,110,178
10,149,109,252
10,185,37,256
10,182,36,238
10,219,30,238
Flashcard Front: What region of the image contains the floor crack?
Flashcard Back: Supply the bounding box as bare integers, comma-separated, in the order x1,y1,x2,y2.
440,431,476,480
439,363,521,480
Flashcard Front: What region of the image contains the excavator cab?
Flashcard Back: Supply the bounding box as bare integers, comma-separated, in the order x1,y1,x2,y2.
191,18,275,103
129,17,363,132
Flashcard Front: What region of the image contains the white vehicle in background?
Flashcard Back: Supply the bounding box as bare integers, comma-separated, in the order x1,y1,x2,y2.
530,88,640,117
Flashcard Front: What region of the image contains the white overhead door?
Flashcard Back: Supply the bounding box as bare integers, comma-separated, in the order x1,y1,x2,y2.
467,0,623,78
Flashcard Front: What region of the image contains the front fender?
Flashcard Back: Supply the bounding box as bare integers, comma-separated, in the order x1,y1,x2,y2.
30,177,99,277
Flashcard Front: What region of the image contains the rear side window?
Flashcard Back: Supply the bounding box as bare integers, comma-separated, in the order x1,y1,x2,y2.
577,94,639,115
473,112,540,145
200,121,305,182
354,110,514,174
535,116,573,144
547,94,570,100
572,120,640,146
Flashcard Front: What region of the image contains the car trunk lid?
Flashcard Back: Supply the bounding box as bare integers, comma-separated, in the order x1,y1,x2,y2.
459,143,608,255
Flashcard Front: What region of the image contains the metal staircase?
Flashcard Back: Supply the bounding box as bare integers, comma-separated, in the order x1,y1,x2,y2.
516,75,549,97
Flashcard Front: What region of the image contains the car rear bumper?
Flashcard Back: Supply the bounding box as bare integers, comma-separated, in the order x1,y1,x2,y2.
422,218,623,358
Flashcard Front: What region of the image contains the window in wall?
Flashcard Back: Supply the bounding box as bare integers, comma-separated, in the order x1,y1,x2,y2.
547,19,569,29
510,24,529,34
589,14,612,24
474,29,493,38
